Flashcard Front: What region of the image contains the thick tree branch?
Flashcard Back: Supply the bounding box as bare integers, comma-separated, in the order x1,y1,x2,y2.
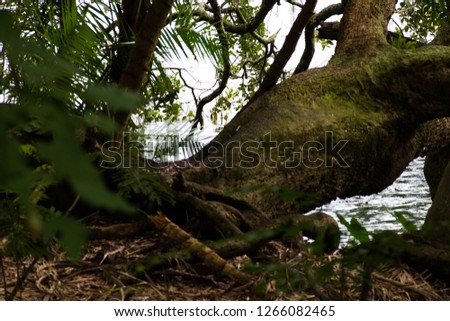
431,0,450,46
333,0,396,60
115,0,174,138
147,211,251,284
294,2,343,74
234,6,273,47
317,21,418,44
432,22,450,46
294,20,315,74
189,46,450,217
110,0,149,89
248,0,317,104
220,0,278,34
317,21,340,40
170,0,278,35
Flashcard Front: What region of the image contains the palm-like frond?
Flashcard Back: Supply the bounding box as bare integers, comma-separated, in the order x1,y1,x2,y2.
159,1,224,65
159,22,224,65
7,1,114,86
3,1,232,122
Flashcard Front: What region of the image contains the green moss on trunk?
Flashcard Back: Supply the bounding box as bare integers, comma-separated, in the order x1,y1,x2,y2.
184,46,450,217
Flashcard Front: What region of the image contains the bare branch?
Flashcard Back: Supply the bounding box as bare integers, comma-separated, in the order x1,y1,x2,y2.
294,3,343,74
241,43,276,82
248,0,317,104
286,0,304,8
170,0,278,35
193,0,231,128
177,69,199,107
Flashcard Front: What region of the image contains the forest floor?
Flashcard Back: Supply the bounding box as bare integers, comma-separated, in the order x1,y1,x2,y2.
2,229,450,301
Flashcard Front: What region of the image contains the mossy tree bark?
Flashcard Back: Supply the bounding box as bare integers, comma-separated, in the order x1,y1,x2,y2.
421,0,450,243
180,0,450,244
185,46,450,217
114,0,450,251
423,158,450,244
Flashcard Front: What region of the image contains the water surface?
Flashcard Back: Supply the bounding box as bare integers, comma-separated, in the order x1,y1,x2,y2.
313,157,431,242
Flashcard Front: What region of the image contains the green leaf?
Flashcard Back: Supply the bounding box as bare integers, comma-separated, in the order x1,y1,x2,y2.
83,113,118,134
0,10,21,49
37,138,134,212
337,214,370,244
42,216,88,260
393,212,418,233
84,85,141,111
0,134,35,198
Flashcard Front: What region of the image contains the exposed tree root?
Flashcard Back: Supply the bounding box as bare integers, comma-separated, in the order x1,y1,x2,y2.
147,211,251,284
173,192,245,238
342,232,450,283
88,222,152,240
170,172,341,251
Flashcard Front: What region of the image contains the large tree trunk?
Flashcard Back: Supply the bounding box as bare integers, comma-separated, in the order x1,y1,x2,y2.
115,0,174,139
178,0,449,219
423,157,450,243
334,0,396,59
110,0,450,255
183,46,450,218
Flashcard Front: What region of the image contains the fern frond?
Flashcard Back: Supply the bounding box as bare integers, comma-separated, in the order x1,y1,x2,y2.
113,168,175,210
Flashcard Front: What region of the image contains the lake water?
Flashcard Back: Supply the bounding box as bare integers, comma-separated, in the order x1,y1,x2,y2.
312,157,431,242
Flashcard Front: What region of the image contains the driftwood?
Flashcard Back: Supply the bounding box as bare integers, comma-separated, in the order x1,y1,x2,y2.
119,208,339,283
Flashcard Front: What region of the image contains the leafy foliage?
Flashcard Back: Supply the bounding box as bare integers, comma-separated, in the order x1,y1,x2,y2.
393,211,418,233
337,214,370,244
164,1,224,65
388,31,424,49
398,0,448,42
0,9,137,260
113,167,175,210
41,215,88,260
315,29,334,50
